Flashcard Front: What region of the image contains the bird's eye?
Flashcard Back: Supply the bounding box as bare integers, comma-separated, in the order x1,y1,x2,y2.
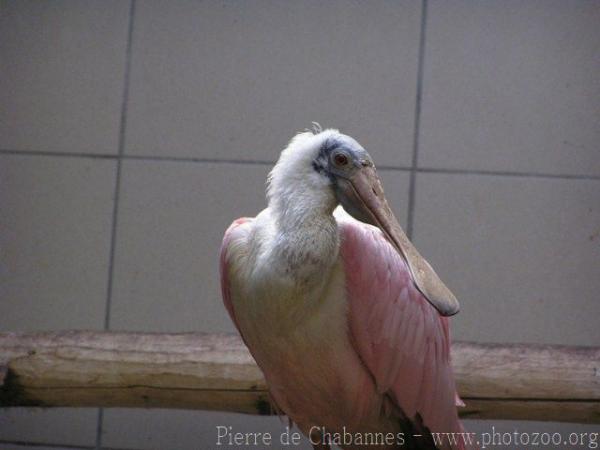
333,152,349,167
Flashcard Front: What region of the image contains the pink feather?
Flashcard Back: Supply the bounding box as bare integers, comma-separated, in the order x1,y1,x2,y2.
340,219,465,446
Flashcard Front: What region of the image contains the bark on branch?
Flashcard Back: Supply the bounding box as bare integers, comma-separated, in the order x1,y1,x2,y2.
0,331,598,423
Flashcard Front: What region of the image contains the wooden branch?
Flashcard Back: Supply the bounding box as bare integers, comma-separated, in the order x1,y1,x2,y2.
1,331,598,423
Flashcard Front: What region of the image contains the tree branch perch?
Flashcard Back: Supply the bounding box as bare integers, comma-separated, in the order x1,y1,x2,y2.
0,331,598,423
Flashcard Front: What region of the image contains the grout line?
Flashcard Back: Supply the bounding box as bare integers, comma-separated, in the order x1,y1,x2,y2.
95,408,104,450
97,1,136,449
406,0,428,240
1,148,599,181
0,149,274,166
104,0,136,355
0,149,117,159
124,154,274,166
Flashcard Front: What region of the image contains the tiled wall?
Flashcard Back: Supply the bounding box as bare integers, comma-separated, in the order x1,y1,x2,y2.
1,1,599,449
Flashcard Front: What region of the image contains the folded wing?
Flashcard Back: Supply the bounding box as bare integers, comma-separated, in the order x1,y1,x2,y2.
339,217,464,448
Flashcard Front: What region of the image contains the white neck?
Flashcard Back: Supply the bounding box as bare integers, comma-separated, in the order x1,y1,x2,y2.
269,178,339,275
269,179,335,230
260,129,344,288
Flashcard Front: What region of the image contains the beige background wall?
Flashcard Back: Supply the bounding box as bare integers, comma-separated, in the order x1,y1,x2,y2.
1,1,599,449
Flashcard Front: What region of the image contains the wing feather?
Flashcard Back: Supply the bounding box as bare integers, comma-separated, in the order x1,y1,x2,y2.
339,218,464,444
219,217,253,338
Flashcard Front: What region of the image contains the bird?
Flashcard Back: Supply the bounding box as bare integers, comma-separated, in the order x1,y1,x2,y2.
220,125,469,450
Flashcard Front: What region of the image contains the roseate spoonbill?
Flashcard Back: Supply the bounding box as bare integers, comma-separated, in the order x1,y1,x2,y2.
220,126,467,449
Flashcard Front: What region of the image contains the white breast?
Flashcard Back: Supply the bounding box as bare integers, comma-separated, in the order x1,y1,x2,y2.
226,209,382,433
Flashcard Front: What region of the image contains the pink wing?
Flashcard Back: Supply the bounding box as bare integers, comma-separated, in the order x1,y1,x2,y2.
220,217,252,337
340,219,464,442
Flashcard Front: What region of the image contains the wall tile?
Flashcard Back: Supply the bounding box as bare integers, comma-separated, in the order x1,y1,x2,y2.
420,1,600,175
413,172,600,345
102,409,313,450
124,0,421,166
109,161,269,332
0,1,130,154
0,155,115,331
0,408,97,447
